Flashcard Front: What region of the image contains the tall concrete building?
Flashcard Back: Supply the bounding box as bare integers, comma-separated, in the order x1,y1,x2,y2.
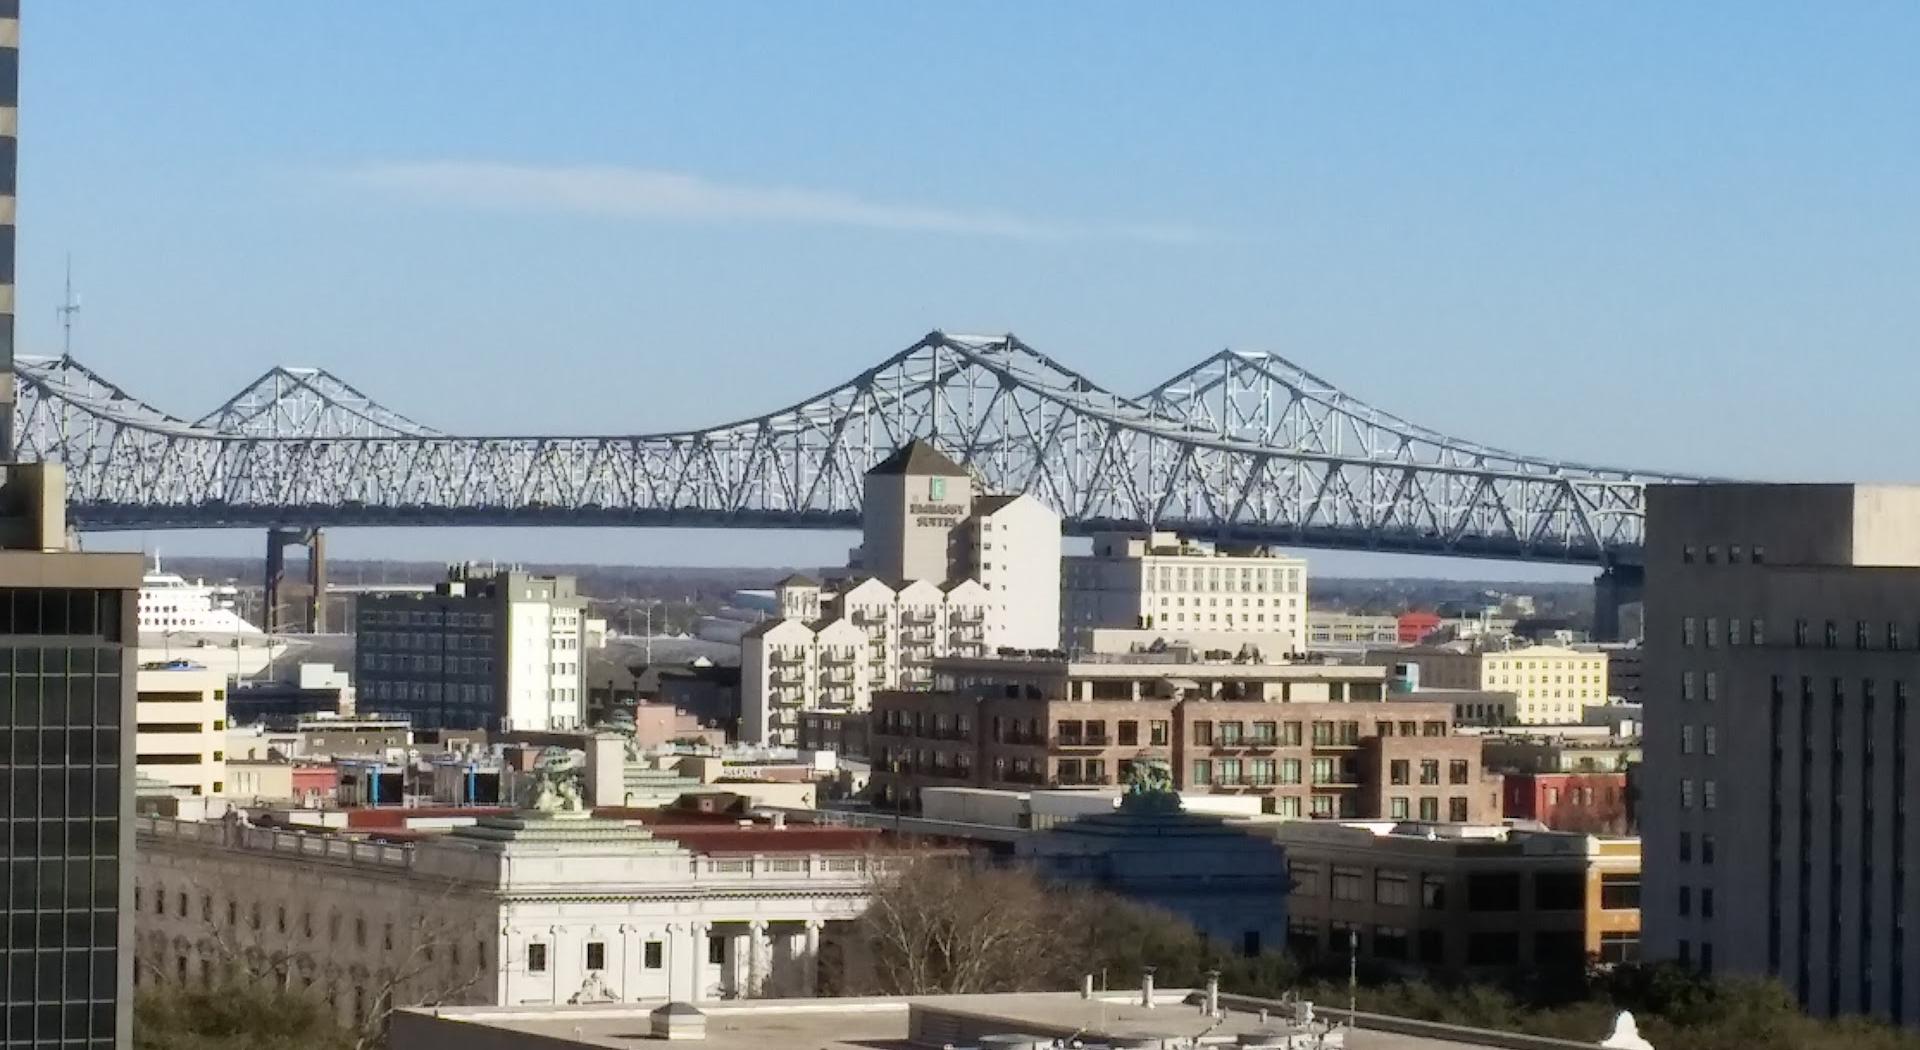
860,441,973,584
355,566,588,731
0,464,144,1050
957,493,1059,652
1642,483,1920,1024
0,2,14,458
1062,532,1307,657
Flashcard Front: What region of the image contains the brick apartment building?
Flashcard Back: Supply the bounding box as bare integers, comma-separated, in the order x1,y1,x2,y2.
871,655,1500,821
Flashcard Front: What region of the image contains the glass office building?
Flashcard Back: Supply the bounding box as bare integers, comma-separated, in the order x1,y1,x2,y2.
0,471,142,1049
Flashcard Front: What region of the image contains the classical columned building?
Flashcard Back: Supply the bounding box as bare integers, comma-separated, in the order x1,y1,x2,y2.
132,807,888,1025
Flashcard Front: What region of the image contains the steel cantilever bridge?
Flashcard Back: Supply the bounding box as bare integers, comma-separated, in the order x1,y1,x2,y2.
11,331,1700,566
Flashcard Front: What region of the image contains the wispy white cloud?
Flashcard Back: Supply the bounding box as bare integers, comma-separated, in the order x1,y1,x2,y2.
341,160,1211,244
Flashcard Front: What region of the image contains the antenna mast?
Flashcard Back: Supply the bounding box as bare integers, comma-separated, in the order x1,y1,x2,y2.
56,256,80,360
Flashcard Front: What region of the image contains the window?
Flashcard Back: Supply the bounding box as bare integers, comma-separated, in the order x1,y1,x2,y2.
1293,865,1323,897
586,942,606,971
1705,671,1718,702
1826,620,1839,649
1681,778,1695,808
1679,831,1693,863
1704,725,1717,756
708,936,726,965
1192,721,1213,746
1191,759,1213,786
644,941,664,969
1682,671,1697,701
1702,834,1716,865
1601,873,1641,910
1706,618,1718,649
1599,931,1641,965
1419,760,1439,786
1118,720,1139,747
1468,931,1521,966
1219,721,1244,746
1390,796,1409,819
1682,725,1695,754
1535,871,1584,911
1704,780,1717,809
1418,797,1439,821
1449,759,1469,785
1448,797,1469,822
1376,871,1411,906
1375,926,1410,961
1702,888,1715,919
1332,867,1364,902
1682,618,1697,647
1468,872,1520,912
1421,875,1447,909
527,943,548,973
1683,545,1697,564
1752,619,1765,646
1150,720,1169,746
1390,760,1410,786
1252,721,1277,746
1679,886,1692,917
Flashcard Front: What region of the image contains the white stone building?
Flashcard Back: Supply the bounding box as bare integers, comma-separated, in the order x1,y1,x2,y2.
133,810,888,1028
961,493,1062,652
741,441,1059,745
1062,532,1308,656
741,576,990,746
136,664,229,798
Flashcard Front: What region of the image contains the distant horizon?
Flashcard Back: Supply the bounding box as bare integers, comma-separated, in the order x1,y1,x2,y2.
87,526,1597,585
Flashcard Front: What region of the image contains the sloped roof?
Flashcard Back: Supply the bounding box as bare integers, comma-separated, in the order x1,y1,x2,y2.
972,494,1022,515
775,573,821,588
867,440,969,478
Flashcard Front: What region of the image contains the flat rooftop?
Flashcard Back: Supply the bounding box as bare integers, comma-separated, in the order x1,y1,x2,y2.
397,991,1548,1050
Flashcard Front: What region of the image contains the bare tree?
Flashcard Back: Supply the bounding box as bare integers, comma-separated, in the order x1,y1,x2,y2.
855,852,1065,994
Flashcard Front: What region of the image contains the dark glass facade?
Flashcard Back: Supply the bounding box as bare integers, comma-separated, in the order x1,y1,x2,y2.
1,587,133,1050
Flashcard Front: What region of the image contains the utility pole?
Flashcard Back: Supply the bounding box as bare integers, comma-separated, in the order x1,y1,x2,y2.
1347,927,1358,1027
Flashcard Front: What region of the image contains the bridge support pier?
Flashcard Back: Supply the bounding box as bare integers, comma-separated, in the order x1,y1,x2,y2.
1592,562,1645,643
264,527,328,634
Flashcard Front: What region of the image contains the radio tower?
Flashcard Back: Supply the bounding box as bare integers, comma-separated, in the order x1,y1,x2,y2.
56,256,80,360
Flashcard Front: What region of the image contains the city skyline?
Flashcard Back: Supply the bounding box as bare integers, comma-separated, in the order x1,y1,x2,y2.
21,2,1920,574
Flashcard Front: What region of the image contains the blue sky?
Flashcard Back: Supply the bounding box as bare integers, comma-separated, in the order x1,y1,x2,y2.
22,3,1920,578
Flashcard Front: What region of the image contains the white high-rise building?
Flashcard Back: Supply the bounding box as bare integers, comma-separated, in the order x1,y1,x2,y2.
1062,531,1308,656
741,441,1058,745
136,664,229,798
963,494,1063,652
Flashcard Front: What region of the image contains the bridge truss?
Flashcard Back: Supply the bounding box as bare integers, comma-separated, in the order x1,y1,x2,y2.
11,333,1701,563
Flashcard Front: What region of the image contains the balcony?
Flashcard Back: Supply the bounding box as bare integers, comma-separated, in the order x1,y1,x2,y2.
821,651,856,665
770,651,807,666
1311,776,1362,788
901,609,938,625
1051,775,1110,788
1001,730,1047,747
1054,734,1112,750
951,609,986,624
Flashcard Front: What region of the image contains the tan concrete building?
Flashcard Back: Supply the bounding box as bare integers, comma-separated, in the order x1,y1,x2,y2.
1063,531,1307,656
1260,820,1641,977
135,663,229,798
1367,645,1608,725
860,440,974,584
1642,483,1920,1024
871,656,1499,822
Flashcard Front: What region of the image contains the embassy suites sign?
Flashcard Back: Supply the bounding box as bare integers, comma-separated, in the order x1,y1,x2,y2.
911,503,967,527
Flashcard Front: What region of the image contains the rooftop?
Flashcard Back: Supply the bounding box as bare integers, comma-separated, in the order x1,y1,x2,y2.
866,439,970,478
395,990,1541,1050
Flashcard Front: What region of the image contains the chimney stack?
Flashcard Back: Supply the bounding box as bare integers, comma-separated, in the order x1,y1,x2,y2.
1140,966,1156,1009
